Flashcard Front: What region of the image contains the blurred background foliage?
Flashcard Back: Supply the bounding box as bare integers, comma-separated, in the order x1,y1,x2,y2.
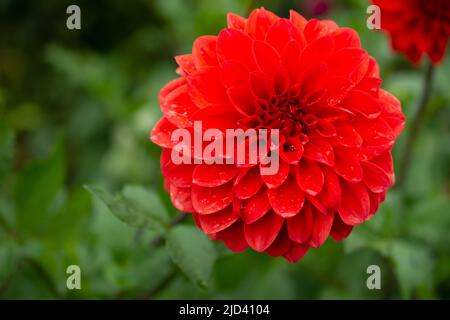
0,0,449,299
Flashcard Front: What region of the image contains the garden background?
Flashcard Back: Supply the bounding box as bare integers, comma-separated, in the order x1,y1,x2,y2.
1,0,449,299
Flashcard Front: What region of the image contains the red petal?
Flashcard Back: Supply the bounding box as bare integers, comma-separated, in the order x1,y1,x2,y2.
368,190,383,218
334,147,363,182
379,89,402,115
266,18,302,54
301,63,328,97
356,117,395,146
159,78,198,127
282,40,302,84
324,76,353,106
287,202,313,243
175,54,196,76
370,152,394,181
361,161,392,192
335,123,363,147
366,56,380,78
299,35,334,74
190,105,241,131
243,188,271,224
250,71,274,100
338,181,370,226
150,117,178,148
304,19,337,42
188,67,228,107
217,29,255,68
303,136,334,166
267,175,305,218
221,60,249,88
273,67,289,96
253,40,282,76
244,210,284,252
330,213,353,241
197,205,240,234
245,8,279,40
161,149,194,188
316,165,341,210
289,10,308,34
192,164,237,187
280,136,304,164
234,166,264,199
355,77,382,96
266,225,292,257
309,210,334,248
305,195,326,216
379,89,405,137
227,86,256,116
354,118,395,159
192,35,218,68
260,157,290,189
332,28,361,50
227,13,247,31
191,181,233,214
295,160,324,196
216,220,248,252
328,48,369,84
169,184,195,213
316,119,336,137
283,242,309,263
316,104,353,121
342,89,381,119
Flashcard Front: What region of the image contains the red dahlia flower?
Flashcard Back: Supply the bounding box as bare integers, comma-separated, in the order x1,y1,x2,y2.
151,8,405,262
372,0,450,64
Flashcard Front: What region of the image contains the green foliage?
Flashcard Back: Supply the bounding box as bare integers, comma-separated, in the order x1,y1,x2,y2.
390,241,434,299
15,139,66,236
0,120,14,182
85,185,169,232
166,225,217,289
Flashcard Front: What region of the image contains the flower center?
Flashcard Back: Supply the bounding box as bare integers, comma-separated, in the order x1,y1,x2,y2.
239,92,317,139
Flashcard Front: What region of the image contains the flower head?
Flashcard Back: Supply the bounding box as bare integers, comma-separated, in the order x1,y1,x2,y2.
372,0,450,64
151,8,405,262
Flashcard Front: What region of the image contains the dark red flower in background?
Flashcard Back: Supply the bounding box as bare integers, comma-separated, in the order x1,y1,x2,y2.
300,0,331,17
372,0,450,64
151,8,405,262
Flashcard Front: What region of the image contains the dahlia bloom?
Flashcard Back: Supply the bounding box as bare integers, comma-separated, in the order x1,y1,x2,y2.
301,0,331,17
151,8,405,262
372,0,450,64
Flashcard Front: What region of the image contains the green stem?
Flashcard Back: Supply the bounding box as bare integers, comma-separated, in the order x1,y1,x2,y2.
396,62,435,189
140,212,187,299
24,257,61,298
149,212,187,247
138,267,178,300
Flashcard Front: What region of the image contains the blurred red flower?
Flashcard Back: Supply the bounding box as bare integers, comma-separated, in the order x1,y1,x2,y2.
300,0,331,17
372,0,450,64
151,8,405,262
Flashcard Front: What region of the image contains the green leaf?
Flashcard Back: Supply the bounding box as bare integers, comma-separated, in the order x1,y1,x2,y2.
390,241,434,299
122,185,170,226
166,225,217,289
15,139,65,236
0,120,14,182
0,236,20,287
343,223,391,256
345,226,435,299
405,196,450,248
85,185,168,232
